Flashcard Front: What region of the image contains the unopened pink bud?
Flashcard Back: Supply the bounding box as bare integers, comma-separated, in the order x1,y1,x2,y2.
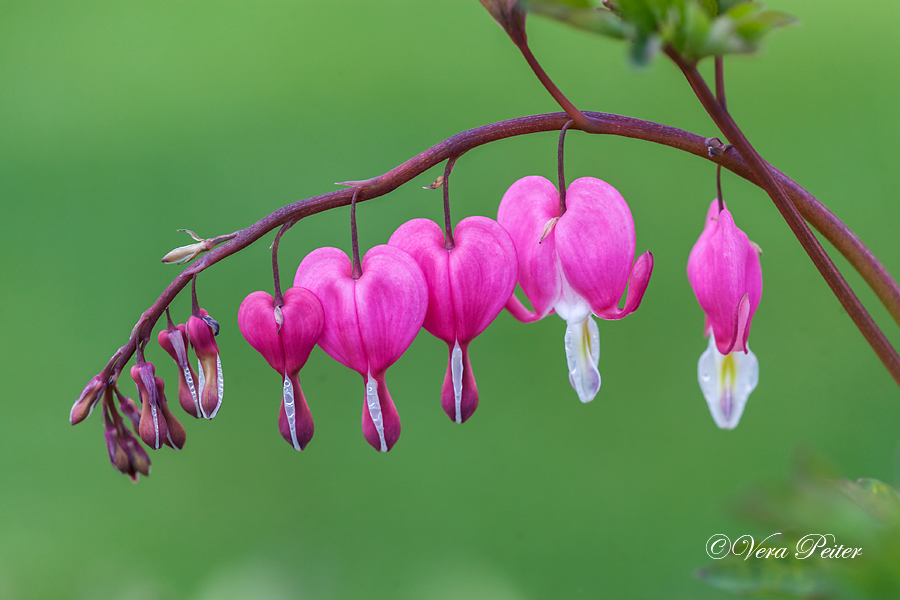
71,374,105,425
131,362,168,450
159,324,201,418
187,309,223,419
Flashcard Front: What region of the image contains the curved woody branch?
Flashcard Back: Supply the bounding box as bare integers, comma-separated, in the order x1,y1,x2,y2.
102,111,900,387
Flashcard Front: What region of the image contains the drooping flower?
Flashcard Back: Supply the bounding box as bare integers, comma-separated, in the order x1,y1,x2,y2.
187,309,223,419
389,216,517,423
103,393,151,482
687,199,762,429
294,246,427,452
238,287,325,451
158,316,201,418
71,373,153,480
130,361,186,450
497,176,653,402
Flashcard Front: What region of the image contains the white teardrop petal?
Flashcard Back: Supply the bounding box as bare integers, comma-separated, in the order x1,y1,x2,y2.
182,366,199,415
451,340,464,424
282,375,301,451
196,358,208,419
697,333,758,429
366,373,387,452
564,315,601,403
209,353,224,418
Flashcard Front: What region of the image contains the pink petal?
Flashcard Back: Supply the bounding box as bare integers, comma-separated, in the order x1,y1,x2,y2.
497,176,562,321
294,247,368,375
388,219,455,343
238,291,286,373
504,295,546,322
555,177,642,318
281,287,325,374
593,251,654,320
449,216,518,342
355,245,428,374
687,208,753,354
742,241,763,350
187,310,218,360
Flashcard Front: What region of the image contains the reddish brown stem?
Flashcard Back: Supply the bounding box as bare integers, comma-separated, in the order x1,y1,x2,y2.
350,187,362,280
96,111,900,388
558,120,574,216
667,48,900,387
442,157,458,250
715,56,726,111
271,220,294,307
516,41,593,132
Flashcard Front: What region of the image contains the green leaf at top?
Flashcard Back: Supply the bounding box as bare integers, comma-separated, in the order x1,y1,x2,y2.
524,2,628,40
523,0,796,64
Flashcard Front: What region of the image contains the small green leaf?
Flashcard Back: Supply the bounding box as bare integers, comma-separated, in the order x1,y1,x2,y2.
630,31,661,65
524,0,796,65
524,2,628,39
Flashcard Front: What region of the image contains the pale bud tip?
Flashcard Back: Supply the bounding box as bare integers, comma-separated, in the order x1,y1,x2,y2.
423,175,444,190
161,241,207,265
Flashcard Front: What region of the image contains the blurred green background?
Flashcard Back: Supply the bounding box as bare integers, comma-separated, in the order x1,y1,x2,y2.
1,1,899,598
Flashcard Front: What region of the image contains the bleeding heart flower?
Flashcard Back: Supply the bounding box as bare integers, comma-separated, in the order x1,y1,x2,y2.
687,199,762,429
238,287,324,451
158,317,201,418
130,361,186,450
498,176,653,403
294,245,427,452
389,216,517,423
187,309,223,419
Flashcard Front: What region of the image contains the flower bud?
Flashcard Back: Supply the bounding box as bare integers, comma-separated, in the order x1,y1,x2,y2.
187,309,223,419
160,229,209,265
104,411,151,482
158,323,201,418
131,362,168,450
71,374,105,425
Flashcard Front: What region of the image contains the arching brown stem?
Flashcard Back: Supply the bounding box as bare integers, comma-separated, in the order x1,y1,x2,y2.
98,110,900,388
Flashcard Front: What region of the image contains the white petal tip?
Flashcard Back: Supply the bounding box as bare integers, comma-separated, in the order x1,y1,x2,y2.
698,334,758,430
564,316,601,404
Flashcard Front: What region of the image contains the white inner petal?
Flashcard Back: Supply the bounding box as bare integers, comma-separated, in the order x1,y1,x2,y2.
697,333,759,429
137,380,161,448
553,274,592,323
196,358,209,419
210,354,224,418
563,315,601,403
451,340,464,424
282,375,301,451
182,366,199,414
150,402,160,449
366,373,387,452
